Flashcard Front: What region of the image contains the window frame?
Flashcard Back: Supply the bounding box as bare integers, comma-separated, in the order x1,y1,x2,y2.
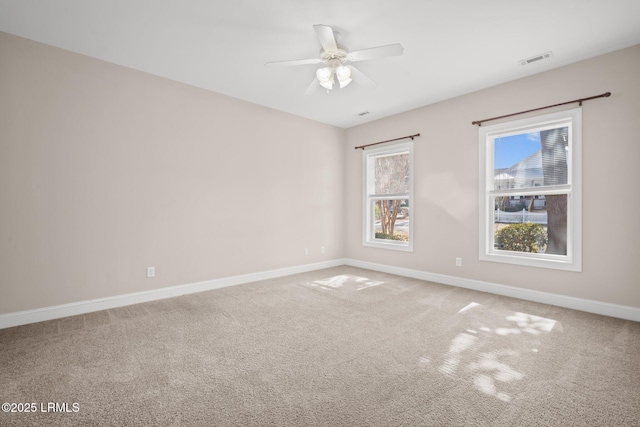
362,141,414,252
478,108,582,271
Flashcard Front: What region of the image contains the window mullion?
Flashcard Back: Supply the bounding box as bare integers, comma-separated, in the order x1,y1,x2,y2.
370,193,410,200
490,184,571,197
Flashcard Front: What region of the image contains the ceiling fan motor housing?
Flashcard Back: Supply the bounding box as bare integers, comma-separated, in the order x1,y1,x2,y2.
321,47,348,64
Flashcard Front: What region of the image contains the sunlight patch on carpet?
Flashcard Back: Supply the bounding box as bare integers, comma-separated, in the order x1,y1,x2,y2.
439,332,478,376
307,275,384,291
458,301,481,313
469,351,526,401
506,312,557,334
429,305,558,402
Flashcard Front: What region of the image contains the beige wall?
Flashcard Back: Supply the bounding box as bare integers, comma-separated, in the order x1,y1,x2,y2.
2,30,639,316
0,32,345,314
345,44,640,308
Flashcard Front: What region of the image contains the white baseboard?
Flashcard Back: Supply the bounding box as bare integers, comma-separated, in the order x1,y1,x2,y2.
345,258,640,322
0,259,346,329
3,257,638,329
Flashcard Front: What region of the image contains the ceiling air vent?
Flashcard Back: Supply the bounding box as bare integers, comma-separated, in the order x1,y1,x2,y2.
518,51,553,66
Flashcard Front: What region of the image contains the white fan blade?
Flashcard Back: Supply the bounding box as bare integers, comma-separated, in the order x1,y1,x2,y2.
265,58,324,67
348,65,377,89
304,78,321,95
347,44,404,62
313,24,338,53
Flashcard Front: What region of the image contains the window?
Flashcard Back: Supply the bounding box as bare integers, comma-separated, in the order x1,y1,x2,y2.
363,141,413,251
479,108,582,271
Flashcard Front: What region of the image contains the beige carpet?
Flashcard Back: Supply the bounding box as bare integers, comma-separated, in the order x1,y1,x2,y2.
1,266,639,426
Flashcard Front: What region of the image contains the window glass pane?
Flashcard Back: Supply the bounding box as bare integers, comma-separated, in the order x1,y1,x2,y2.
372,199,409,242
494,127,568,191
493,194,566,255
375,153,409,194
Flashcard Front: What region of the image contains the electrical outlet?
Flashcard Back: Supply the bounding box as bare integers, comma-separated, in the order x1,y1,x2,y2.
321,246,326,254
304,248,309,256
455,258,462,267
147,266,155,278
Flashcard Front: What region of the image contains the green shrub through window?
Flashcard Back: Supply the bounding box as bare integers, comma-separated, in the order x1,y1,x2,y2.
495,223,548,253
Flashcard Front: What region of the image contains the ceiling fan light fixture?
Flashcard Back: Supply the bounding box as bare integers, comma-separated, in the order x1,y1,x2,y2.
317,66,334,90
336,65,352,88
318,79,333,90
316,67,333,82
336,65,350,79
338,76,352,88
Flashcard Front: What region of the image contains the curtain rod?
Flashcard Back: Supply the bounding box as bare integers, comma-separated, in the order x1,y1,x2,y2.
354,133,420,150
471,92,611,126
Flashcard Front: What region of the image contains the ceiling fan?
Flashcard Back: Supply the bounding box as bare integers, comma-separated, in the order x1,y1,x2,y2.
265,24,404,95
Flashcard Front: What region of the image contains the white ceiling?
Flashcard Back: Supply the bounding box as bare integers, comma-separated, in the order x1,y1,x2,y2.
2,0,640,128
